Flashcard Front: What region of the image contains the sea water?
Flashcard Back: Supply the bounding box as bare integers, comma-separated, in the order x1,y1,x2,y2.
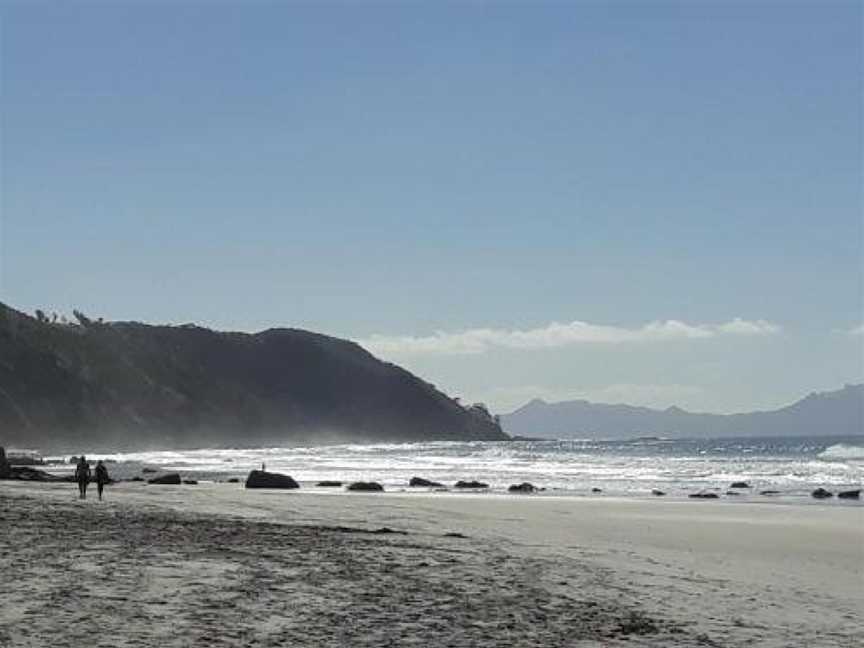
54,435,864,500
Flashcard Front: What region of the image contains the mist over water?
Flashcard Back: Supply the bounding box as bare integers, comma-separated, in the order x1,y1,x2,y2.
58,435,864,499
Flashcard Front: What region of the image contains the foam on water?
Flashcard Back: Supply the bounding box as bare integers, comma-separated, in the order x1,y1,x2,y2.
51,435,864,499
818,443,864,461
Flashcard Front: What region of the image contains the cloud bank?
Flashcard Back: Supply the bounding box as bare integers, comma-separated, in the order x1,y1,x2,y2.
359,317,780,357
849,324,864,336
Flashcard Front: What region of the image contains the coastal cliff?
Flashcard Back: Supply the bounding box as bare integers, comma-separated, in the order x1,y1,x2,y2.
0,303,506,450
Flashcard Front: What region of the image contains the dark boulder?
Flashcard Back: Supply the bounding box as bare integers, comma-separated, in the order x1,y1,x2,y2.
730,481,750,489
226,477,240,483
129,476,144,482
346,481,384,492
591,487,603,493
409,476,444,488
508,482,537,493
688,492,719,499
811,487,833,499
838,489,860,499
759,490,780,495
726,491,742,496
141,468,158,474
454,480,488,489
245,470,299,489
316,480,343,487
148,473,181,485
182,479,198,485
650,489,666,496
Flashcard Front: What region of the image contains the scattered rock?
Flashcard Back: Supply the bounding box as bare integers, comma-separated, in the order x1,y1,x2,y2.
316,480,343,487
688,492,719,499
409,476,444,488
245,470,299,489
591,487,603,493
454,480,488,489
148,473,182,485
759,490,780,495
729,481,751,489
346,481,384,492
650,489,666,496
811,487,833,499
182,479,198,485
226,478,240,483
141,468,158,474
838,489,861,499
725,491,742,496
508,482,537,493
129,476,144,482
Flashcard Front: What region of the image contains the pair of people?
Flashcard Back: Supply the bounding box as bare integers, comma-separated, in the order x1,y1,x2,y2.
74,456,110,500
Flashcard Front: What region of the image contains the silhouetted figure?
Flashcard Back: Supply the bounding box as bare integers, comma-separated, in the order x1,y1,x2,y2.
95,460,110,500
0,447,10,479
75,455,91,499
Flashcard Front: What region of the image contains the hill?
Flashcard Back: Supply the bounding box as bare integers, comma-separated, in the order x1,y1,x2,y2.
502,385,863,439
0,303,506,451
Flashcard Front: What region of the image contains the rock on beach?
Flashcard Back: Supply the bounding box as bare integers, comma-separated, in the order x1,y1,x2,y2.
245,470,299,489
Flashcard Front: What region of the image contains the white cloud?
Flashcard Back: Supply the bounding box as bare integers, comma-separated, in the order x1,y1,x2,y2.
716,318,781,335
849,324,864,336
358,317,781,357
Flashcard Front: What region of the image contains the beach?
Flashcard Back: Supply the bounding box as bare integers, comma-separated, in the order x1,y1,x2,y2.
0,481,862,647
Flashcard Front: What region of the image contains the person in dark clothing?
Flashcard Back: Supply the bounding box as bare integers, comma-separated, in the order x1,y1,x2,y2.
95,460,110,500
75,456,91,499
0,447,11,479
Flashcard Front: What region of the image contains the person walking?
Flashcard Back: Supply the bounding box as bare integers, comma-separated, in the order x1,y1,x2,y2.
75,455,91,499
0,446,11,479
95,460,110,501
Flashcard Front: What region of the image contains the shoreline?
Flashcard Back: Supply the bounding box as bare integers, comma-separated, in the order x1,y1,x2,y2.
8,433,859,505
2,480,863,647
10,464,864,508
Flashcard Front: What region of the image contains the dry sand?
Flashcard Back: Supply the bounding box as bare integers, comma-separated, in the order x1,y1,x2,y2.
0,481,862,647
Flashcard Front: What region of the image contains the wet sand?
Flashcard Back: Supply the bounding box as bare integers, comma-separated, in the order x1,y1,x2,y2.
1,481,862,647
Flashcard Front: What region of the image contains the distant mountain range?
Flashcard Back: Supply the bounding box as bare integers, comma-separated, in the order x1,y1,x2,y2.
502,384,863,439
0,303,505,452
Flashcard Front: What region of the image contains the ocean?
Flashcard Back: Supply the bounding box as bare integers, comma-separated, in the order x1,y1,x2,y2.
49,434,864,501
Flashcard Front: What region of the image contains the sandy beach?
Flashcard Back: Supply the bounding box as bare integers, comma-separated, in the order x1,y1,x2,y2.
0,481,862,647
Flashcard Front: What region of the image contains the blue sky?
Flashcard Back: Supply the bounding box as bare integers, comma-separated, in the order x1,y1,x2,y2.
1,1,861,413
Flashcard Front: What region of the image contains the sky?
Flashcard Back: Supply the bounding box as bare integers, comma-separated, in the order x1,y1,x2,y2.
1,1,861,414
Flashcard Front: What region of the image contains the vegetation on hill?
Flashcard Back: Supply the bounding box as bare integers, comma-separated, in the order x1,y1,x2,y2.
0,303,506,451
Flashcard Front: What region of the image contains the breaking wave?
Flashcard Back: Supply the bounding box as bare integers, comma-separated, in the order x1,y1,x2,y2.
818,443,864,461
